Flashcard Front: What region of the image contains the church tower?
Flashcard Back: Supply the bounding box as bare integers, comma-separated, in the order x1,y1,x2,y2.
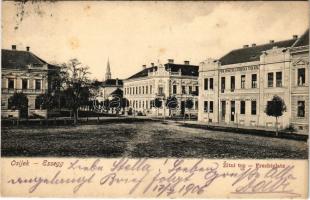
105,58,112,80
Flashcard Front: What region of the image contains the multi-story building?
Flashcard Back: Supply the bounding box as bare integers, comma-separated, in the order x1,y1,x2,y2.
1,45,59,118
198,30,309,134
123,59,199,117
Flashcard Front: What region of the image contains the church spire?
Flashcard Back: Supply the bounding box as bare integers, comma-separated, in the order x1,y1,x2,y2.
105,58,111,80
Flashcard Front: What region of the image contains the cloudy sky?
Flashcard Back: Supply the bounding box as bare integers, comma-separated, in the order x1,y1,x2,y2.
2,1,308,80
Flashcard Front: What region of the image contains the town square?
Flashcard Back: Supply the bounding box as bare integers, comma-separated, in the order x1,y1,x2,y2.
1,1,309,158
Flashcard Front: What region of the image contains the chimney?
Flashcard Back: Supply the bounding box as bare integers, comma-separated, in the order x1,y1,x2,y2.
251,43,256,47
142,65,146,69
269,40,275,44
293,35,298,39
12,45,16,50
168,59,174,64
26,46,30,51
184,60,190,65
151,63,154,67
243,45,249,48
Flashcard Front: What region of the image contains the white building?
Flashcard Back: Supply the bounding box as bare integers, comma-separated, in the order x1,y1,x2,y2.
198,30,309,134
123,60,199,117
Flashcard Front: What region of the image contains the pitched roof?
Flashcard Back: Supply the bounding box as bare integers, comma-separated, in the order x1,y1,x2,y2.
164,63,199,76
103,79,123,86
292,29,309,47
2,49,58,70
219,38,298,65
110,88,123,96
127,63,198,80
127,66,157,80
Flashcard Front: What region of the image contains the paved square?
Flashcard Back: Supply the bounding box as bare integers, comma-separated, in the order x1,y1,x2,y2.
1,121,308,158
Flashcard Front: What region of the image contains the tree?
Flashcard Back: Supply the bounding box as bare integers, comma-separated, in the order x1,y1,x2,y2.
35,93,56,111
265,95,287,136
121,97,129,114
154,98,162,117
8,92,28,118
103,99,110,113
166,96,178,117
59,59,91,124
185,98,194,120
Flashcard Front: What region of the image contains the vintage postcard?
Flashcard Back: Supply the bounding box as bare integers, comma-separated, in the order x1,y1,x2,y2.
1,1,309,198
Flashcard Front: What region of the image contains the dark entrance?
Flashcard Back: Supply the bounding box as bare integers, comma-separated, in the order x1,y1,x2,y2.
231,101,235,122
221,101,226,121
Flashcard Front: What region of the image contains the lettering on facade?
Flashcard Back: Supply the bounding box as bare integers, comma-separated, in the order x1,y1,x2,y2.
219,65,259,74
220,98,257,101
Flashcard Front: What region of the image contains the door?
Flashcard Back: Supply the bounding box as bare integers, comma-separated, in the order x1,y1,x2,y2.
221,101,226,121
231,101,235,122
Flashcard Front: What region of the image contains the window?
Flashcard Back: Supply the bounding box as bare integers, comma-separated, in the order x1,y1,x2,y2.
173,85,177,94
136,87,138,94
204,101,208,112
182,85,186,94
230,76,235,92
8,78,14,89
251,74,257,88
210,78,214,90
221,77,225,93
142,86,144,94
276,72,282,87
146,86,148,94
204,78,208,90
158,87,164,95
150,85,152,94
251,101,256,115
146,100,148,109
35,79,41,90
139,87,141,94
240,101,245,114
22,79,28,90
241,75,245,89
195,86,199,95
297,101,305,117
267,73,273,87
195,101,198,110
209,101,213,113
189,86,192,94
298,68,305,86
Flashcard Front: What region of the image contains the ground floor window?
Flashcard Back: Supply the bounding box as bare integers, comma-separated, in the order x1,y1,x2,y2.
195,100,198,110
209,101,213,113
297,101,305,117
240,101,245,114
204,101,208,112
251,101,256,115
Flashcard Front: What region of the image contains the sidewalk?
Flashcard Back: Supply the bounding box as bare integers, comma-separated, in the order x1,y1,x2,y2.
174,120,308,141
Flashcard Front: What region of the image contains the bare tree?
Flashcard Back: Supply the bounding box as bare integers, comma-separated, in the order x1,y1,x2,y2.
60,59,91,124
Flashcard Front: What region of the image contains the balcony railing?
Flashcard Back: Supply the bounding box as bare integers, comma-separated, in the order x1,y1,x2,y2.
2,88,47,94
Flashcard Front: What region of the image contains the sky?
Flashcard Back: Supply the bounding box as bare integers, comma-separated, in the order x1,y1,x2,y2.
2,1,309,80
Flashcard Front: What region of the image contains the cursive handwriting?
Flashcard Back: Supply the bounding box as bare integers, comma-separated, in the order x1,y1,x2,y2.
6,158,301,198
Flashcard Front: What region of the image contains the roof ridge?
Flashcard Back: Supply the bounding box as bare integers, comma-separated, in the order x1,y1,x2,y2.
292,29,309,47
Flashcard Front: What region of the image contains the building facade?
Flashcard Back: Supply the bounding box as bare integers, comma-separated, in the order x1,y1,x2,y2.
123,60,199,117
1,45,59,118
198,30,309,134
